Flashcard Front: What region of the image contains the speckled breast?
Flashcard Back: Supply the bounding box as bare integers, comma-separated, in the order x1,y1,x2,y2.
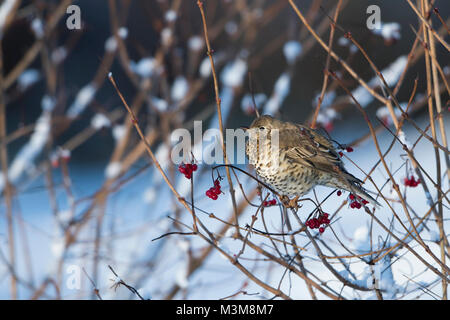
246,138,318,197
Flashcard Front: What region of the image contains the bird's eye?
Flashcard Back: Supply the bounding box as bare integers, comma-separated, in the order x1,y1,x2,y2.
259,126,265,130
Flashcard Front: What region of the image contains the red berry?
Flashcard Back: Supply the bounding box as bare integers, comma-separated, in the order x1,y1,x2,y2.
51,159,59,168
349,194,355,200
314,218,320,228
404,176,420,187
319,227,325,233
339,151,344,157
337,190,342,196
270,199,277,205
346,146,354,152
192,164,198,171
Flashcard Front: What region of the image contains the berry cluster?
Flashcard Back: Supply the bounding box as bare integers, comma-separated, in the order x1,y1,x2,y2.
178,163,198,179
206,179,222,200
348,194,369,209
263,199,277,207
305,213,330,234
404,175,420,187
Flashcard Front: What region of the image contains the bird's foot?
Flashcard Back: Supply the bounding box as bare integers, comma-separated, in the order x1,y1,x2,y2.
281,195,301,209
280,195,290,206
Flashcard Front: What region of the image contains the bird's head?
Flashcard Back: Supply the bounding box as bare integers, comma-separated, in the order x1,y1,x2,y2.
246,114,283,134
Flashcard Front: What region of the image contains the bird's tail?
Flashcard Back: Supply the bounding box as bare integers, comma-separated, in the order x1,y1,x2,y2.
350,184,381,208
327,176,381,207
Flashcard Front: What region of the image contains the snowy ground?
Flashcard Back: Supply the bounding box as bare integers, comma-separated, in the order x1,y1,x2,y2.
0,111,448,300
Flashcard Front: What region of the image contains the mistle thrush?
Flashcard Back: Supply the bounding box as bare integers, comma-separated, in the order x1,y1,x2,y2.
244,115,379,206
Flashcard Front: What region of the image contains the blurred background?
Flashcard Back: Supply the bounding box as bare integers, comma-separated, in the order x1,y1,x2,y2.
0,0,449,299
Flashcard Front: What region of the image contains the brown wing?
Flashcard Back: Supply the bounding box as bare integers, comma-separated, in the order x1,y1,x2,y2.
279,124,362,184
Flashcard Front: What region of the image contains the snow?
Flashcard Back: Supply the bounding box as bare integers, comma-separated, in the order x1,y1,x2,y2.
143,187,156,204
91,113,111,130
398,130,412,149
176,239,190,252
151,96,168,112
338,36,350,47
376,104,404,125
5,111,51,190
17,69,40,90
3,112,448,299
175,264,189,289
313,91,336,109
241,93,267,114
51,47,67,64
428,230,440,242
220,58,247,88
66,84,97,118
377,254,398,298
199,57,212,78
41,94,55,111
112,124,126,141
161,28,172,46
31,18,44,38
50,233,65,260
171,76,189,102
315,108,339,129
130,57,157,78
118,27,128,39
165,10,177,22
208,86,234,131
188,36,203,51
351,85,374,107
60,148,71,160
105,27,128,51
283,40,302,65
263,72,291,115
444,66,450,75
0,0,18,34
104,36,117,52
136,287,152,300
350,56,407,107
105,162,122,179
224,228,235,238
373,22,401,41
376,55,408,87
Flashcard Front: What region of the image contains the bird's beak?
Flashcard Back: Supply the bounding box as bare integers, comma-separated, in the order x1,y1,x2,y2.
239,126,249,131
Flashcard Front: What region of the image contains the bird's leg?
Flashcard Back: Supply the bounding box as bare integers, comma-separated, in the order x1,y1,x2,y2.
288,195,300,209
280,195,300,209
280,195,290,207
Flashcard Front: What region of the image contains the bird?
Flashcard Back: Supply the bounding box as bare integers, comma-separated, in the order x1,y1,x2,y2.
244,114,379,207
